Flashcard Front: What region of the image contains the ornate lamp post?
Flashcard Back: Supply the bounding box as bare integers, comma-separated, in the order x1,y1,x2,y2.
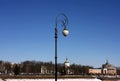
54,13,69,81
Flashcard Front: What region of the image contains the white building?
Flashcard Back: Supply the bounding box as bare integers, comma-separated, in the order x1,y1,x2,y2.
64,58,71,74
64,58,70,68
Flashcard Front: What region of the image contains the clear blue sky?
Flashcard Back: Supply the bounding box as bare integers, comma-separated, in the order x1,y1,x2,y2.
0,0,120,68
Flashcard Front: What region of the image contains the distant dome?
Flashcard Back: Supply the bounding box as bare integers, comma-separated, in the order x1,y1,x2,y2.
65,58,69,63
102,60,114,68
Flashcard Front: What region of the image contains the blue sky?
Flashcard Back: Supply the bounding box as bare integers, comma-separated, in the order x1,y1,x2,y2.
0,0,120,68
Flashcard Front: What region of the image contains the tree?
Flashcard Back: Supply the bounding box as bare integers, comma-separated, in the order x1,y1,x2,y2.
14,64,20,75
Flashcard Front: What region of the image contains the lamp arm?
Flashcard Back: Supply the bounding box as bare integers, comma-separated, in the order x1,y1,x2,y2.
55,13,68,29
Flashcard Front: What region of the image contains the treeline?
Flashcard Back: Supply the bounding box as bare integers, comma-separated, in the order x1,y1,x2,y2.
0,60,93,75
117,68,120,75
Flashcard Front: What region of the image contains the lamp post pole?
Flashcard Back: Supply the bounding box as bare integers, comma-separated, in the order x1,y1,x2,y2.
54,13,69,81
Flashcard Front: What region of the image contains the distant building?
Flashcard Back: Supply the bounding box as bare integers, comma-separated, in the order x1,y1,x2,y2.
64,58,71,74
88,60,117,75
41,66,47,74
40,65,53,74
89,69,102,74
102,60,117,75
64,58,70,68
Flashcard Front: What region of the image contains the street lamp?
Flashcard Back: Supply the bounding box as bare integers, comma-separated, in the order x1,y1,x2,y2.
54,13,69,81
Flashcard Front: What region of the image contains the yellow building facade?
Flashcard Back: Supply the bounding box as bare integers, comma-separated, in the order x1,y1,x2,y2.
88,60,117,75
89,69,102,74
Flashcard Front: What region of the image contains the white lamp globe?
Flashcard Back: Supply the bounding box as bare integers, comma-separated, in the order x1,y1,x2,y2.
62,29,69,36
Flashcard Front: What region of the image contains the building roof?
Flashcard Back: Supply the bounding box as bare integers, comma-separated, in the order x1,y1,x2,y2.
102,60,116,69
64,58,69,63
